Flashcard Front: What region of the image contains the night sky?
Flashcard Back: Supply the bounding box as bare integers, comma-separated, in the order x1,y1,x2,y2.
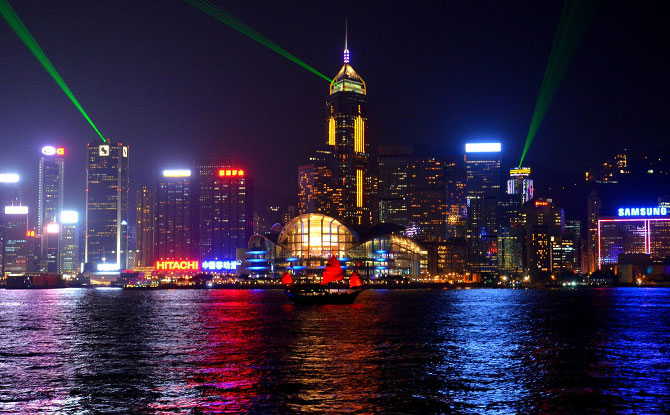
1,1,668,221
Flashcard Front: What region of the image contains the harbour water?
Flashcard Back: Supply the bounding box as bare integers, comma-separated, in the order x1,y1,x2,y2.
1,288,669,414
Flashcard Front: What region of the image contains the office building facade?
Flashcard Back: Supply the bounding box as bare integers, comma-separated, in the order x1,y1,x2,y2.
301,39,376,227
523,199,564,279
156,170,196,260
598,206,670,268
135,185,155,268
378,146,411,228
465,143,502,277
59,210,79,274
38,146,65,233
2,206,29,275
85,142,130,271
197,161,253,259
506,167,534,204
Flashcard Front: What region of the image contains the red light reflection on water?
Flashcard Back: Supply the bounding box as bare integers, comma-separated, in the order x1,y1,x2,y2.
160,290,267,412
147,290,379,413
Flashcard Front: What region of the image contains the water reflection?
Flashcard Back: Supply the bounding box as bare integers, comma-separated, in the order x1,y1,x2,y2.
1,288,669,413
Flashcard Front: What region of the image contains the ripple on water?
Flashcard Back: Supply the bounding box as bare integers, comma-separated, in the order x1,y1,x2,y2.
0,288,669,414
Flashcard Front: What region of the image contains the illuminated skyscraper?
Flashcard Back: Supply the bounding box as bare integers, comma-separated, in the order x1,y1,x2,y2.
378,146,411,228
59,210,79,274
523,199,564,280
497,194,523,274
585,189,600,273
135,184,155,268
378,147,463,243
156,170,196,260
506,167,534,204
197,161,253,259
445,160,467,239
41,222,60,273
0,173,21,208
38,146,65,233
298,163,316,214
0,173,22,272
298,149,341,218
85,142,130,271
2,206,29,275
465,143,502,278
320,32,376,226
407,157,448,242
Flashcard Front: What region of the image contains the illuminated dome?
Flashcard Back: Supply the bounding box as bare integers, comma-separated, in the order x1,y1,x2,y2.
278,213,358,259
330,64,366,95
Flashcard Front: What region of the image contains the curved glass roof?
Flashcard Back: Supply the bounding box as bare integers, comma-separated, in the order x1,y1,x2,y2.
278,213,358,259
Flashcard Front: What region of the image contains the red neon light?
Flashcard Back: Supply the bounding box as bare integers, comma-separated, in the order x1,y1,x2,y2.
26,230,35,237
598,218,670,222
217,169,245,177
155,260,199,271
56,147,65,155
646,219,651,255
535,201,549,207
597,220,601,270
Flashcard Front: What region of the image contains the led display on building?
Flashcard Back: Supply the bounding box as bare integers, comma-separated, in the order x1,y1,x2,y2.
41,146,65,156
598,212,670,268
617,207,668,217
201,260,239,271
155,260,199,271
154,259,238,272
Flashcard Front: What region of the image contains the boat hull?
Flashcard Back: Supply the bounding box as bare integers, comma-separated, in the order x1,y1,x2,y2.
285,286,362,305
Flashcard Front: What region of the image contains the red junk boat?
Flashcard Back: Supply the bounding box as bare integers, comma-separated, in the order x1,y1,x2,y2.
283,256,364,305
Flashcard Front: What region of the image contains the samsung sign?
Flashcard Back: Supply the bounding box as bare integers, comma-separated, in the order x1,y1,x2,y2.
617,207,668,217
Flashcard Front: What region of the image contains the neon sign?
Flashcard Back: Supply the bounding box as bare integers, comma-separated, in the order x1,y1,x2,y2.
97,263,119,271
42,146,65,156
155,260,199,271
61,210,79,224
46,223,60,234
0,173,20,183
4,206,28,215
26,230,35,237
535,201,549,207
202,260,239,271
218,169,245,177
510,167,531,177
465,143,501,153
617,207,667,217
163,169,191,177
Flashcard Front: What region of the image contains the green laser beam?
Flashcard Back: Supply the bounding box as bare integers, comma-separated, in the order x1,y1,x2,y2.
185,0,332,83
519,0,595,166
0,0,107,143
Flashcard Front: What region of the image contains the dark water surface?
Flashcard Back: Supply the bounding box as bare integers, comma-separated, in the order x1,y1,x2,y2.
1,288,669,414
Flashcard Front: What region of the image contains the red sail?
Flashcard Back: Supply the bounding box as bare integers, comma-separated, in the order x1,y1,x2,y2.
322,256,344,285
281,271,293,285
349,271,362,288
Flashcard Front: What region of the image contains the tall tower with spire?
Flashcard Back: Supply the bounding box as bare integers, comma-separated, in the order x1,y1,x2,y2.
298,22,377,226
324,22,375,225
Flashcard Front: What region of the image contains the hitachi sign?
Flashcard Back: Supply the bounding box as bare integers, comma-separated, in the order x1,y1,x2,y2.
155,260,199,271
617,207,668,217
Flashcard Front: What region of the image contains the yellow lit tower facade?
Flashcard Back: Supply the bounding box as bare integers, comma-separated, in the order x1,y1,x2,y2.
325,31,375,226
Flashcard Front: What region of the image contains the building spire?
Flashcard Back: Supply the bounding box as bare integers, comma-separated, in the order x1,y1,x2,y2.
343,18,350,64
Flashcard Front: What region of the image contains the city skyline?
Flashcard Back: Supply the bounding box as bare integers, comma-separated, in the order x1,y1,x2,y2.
1,0,669,283
2,3,670,413
1,1,668,214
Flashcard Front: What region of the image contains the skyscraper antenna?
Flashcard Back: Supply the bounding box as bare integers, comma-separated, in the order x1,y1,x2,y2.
343,18,350,64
